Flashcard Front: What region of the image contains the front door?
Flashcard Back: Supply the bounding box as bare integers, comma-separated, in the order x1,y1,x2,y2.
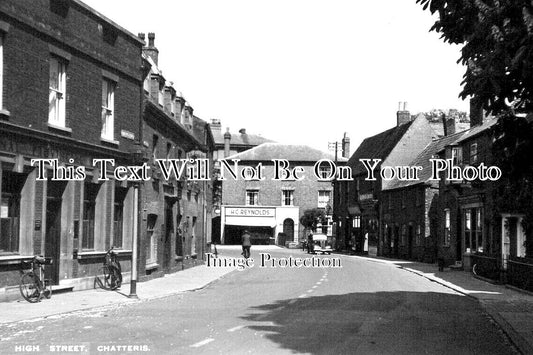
45,198,61,284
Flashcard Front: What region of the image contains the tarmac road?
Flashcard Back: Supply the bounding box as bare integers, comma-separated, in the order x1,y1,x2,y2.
0,247,516,354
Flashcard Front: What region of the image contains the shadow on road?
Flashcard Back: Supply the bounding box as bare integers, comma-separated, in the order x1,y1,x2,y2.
241,291,514,355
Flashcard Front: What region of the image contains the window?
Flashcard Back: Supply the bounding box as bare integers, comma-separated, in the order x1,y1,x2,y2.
246,190,258,206
82,183,99,250
318,190,331,208
146,214,157,264
444,209,451,246
166,143,172,159
0,172,24,253
352,215,361,229
101,78,115,140
470,143,478,164
401,225,407,246
282,190,294,206
415,225,422,246
49,57,66,127
152,135,159,162
451,146,463,166
318,164,332,179
464,207,483,253
113,185,128,248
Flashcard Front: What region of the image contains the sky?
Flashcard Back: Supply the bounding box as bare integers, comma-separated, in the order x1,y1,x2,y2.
83,0,468,153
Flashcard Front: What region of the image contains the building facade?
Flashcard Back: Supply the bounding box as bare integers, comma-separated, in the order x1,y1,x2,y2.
335,110,438,254
210,121,273,243
0,0,144,301
138,34,215,280
219,143,343,246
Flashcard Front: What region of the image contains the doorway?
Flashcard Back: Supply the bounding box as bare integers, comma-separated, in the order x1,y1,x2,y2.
163,198,174,272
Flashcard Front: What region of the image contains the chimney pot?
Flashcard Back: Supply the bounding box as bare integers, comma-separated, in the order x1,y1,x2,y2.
138,32,145,41
148,32,155,47
239,128,246,134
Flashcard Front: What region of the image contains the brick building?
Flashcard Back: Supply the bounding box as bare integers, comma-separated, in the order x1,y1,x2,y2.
435,117,499,268
0,0,144,301
335,109,438,254
138,34,215,280
380,131,464,262
210,121,273,243
220,143,344,245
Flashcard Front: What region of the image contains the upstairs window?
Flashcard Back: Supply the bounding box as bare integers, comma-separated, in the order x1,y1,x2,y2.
282,190,294,206
470,143,478,164
451,146,463,166
246,190,258,206
49,57,67,127
101,79,115,141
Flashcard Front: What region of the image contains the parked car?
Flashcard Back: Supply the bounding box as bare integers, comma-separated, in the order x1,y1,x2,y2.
310,234,332,255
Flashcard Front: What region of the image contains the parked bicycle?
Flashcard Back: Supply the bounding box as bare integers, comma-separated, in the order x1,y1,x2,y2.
94,247,122,291
19,256,53,303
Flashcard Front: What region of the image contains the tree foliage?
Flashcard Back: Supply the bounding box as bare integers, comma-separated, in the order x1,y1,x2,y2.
417,0,533,114
299,208,326,230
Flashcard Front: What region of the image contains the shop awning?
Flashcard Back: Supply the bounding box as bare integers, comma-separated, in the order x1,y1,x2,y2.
225,216,277,228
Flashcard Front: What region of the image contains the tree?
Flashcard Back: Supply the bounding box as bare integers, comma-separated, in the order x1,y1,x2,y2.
417,0,533,114
299,208,326,231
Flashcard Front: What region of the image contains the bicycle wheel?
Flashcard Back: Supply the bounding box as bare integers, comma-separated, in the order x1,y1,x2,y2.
43,279,52,299
20,273,41,303
101,265,115,290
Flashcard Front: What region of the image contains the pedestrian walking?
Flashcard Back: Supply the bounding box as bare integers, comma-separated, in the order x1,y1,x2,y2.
241,230,251,258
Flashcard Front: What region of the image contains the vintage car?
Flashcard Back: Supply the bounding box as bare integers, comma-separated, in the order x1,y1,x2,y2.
309,233,332,255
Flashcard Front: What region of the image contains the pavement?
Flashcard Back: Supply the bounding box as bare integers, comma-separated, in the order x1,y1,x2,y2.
2,246,532,354
344,253,533,355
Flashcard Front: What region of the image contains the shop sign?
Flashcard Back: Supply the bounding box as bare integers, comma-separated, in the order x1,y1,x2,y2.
226,207,275,218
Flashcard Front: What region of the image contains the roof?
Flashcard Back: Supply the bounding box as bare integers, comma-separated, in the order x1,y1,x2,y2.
348,121,413,175
224,143,347,163
383,130,467,191
454,117,498,144
212,129,274,147
384,117,498,191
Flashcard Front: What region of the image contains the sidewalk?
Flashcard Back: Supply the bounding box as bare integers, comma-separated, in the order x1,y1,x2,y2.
352,254,533,355
0,263,234,325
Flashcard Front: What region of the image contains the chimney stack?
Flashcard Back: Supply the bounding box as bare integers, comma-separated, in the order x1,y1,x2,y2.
469,98,483,127
224,128,231,158
143,32,159,65
397,101,411,126
342,132,350,158
441,113,456,136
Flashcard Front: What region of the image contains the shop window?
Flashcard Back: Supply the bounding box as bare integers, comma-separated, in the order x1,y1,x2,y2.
82,183,100,250
282,190,294,206
49,57,67,127
113,184,128,248
101,78,115,141
0,172,24,253
444,209,451,246
317,190,331,208
246,190,258,206
146,214,157,264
